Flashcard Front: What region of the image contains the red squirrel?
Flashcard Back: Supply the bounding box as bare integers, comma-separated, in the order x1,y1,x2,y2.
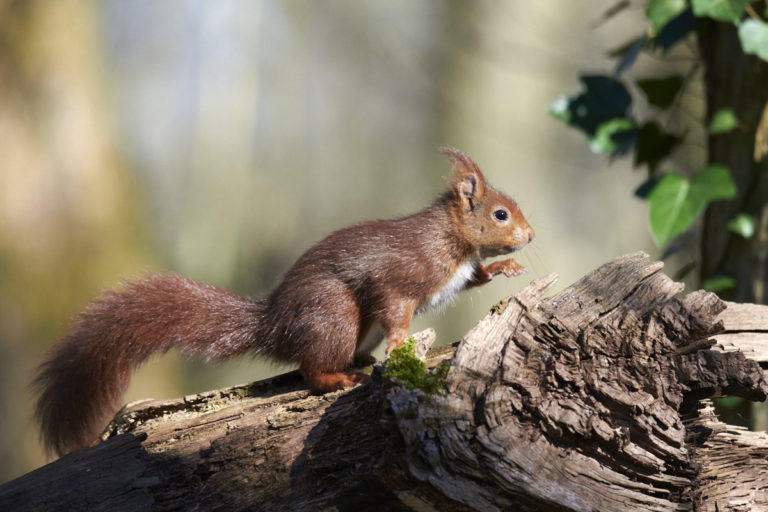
33,148,534,456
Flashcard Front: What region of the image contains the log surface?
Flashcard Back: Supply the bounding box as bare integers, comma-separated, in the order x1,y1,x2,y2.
394,253,768,511
714,301,768,363
2,252,767,511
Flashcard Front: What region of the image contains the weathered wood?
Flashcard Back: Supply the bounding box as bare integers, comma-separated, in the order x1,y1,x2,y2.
0,433,152,511
103,372,416,511
719,302,768,332
2,252,767,511
684,400,768,512
395,253,767,512
713,301,768,364
713,332,768,363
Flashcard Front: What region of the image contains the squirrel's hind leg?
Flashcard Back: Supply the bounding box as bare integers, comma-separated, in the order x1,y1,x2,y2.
297,281,368,393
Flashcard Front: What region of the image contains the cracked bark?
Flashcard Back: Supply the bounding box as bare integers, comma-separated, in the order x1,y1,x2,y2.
2,252,767,511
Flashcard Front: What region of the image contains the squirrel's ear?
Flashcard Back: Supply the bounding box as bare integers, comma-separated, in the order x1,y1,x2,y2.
441,147,486,210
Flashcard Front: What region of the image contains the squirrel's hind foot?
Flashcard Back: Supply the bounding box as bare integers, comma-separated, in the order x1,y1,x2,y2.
305,370,370,393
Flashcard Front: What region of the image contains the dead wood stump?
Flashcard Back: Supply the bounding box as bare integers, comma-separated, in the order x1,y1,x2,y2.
2,252,767,511
393,252,768,511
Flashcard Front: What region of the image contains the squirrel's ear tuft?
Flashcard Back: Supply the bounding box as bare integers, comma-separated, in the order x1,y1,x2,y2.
440,147,486,210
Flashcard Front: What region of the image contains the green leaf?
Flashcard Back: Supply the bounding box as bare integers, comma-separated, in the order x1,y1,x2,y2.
634,122,681,173
646,0,688,31
714,396,745,409
709,108,739,133
548,96,571,123
647,165,737,246
692,164,737,202
589,118,637,154
637,75,685,109
692,0,750,22
702,275,737,292
728,213,755,238
739,18,768,62
549,75,632,136
652,9,695,50
647,173,697,246
635,176,662,199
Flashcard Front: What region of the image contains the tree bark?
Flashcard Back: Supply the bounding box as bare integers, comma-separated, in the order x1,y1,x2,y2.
697,11,768,439
698,21,768,304
2,253,767,511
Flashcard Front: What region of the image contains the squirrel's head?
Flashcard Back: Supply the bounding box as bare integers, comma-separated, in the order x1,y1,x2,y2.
441,147,534,258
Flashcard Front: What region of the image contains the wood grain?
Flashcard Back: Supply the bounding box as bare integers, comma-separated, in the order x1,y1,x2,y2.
3,252,768,511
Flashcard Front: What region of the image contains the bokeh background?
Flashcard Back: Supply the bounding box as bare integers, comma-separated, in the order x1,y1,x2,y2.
0,0,665,482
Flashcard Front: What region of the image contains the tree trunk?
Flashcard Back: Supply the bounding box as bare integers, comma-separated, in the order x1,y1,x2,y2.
2,253,767,511
697,18,768,432
698,21,768,304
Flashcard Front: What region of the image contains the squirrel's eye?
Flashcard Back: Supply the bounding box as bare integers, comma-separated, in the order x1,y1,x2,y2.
493,209,508,221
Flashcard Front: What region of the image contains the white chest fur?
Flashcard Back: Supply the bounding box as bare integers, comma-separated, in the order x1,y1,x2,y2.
418,260,477,314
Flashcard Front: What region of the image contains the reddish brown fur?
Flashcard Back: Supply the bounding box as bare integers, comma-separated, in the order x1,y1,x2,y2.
33,148,534,456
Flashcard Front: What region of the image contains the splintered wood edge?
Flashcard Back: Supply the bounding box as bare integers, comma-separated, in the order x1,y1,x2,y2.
514,272,559,309
531,252,674,338
410,328,437,360
719,301,768,331
401,252,698,512
686,400,768,509
713,301,768,363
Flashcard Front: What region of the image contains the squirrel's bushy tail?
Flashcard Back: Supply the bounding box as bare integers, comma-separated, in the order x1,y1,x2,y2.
33,273,266,456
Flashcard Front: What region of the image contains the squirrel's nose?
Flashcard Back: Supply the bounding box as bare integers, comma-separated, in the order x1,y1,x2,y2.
528,229,535,243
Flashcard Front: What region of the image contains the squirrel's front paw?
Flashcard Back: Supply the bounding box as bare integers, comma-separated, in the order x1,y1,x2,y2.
489,258,527,278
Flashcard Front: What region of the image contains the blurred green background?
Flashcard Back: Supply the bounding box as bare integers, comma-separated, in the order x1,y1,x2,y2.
0,0,662,481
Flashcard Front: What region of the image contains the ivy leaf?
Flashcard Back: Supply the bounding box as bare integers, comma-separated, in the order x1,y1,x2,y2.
635,122,681,173
646,0,688,32
709,108,739,133
647,165,737,246
728,213,755,238
635,176,662,199
714,396,745,410
692,0,750,23
647,173,697,246
693,164,738,202
548,96,571,123
589,118,637,154
702,275,737,293
652,9,696,51
548,75,632,136
609,35,647,75
739,18,768,62
637,75,685,109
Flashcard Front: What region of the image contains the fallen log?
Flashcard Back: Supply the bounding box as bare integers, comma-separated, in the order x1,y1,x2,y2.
2,252,767,511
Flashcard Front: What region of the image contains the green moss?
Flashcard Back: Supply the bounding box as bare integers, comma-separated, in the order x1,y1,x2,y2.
383,337,449,397
490,297,509,315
